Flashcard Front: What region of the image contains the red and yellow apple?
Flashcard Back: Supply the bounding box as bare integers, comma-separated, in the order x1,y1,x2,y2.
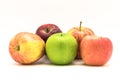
9,32,45,64
36,24,62,42
80,35,113,66
67,21,95,59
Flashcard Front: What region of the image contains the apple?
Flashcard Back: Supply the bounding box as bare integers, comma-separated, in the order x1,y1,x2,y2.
80,35,113,66
67,21,95,59
9,32,45,64
36,24,62,42
45,33,78,65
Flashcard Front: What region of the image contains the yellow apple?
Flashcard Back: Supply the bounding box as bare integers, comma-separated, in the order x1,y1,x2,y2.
9,32,45,64
68,21,95,59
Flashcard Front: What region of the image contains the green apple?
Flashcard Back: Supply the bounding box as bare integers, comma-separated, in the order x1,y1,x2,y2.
45,33,78,65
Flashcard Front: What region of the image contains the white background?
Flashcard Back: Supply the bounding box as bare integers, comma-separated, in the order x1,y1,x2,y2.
0,0,120,82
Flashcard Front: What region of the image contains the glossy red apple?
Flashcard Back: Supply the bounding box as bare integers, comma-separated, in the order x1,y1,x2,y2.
68,21,95,59
36,24,62,42
80,35,113,66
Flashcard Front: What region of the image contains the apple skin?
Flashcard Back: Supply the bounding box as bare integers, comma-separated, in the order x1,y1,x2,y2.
36,24,62,42
80,36,113,66
9,32,45,64
45,33,78,65
68,27,95,59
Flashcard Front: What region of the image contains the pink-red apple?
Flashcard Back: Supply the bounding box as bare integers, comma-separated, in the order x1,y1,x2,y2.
36,24,62,42
80,35,113,66
67,21,95,59
9,32,45,64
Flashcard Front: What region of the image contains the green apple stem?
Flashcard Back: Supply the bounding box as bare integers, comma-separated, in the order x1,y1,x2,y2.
79,21,82,31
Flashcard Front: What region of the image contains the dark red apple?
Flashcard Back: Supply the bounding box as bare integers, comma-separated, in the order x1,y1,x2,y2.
36,24,62,42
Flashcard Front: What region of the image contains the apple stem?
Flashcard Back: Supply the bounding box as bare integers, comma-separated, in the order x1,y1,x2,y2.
15,45,20,51
79,21,82,31
45,28,50,33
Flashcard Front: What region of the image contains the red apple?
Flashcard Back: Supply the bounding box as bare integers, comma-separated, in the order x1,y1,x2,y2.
80,35,113,66
36,24,62,42
9,32,45,64
67,21,95,59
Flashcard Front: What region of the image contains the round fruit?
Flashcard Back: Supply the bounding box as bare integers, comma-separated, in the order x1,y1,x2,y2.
45,33,78,65
67,21,95,59
9,32,45,64
36,24,62,42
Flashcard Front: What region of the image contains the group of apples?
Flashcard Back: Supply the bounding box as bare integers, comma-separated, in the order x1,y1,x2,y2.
9,21,113,66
